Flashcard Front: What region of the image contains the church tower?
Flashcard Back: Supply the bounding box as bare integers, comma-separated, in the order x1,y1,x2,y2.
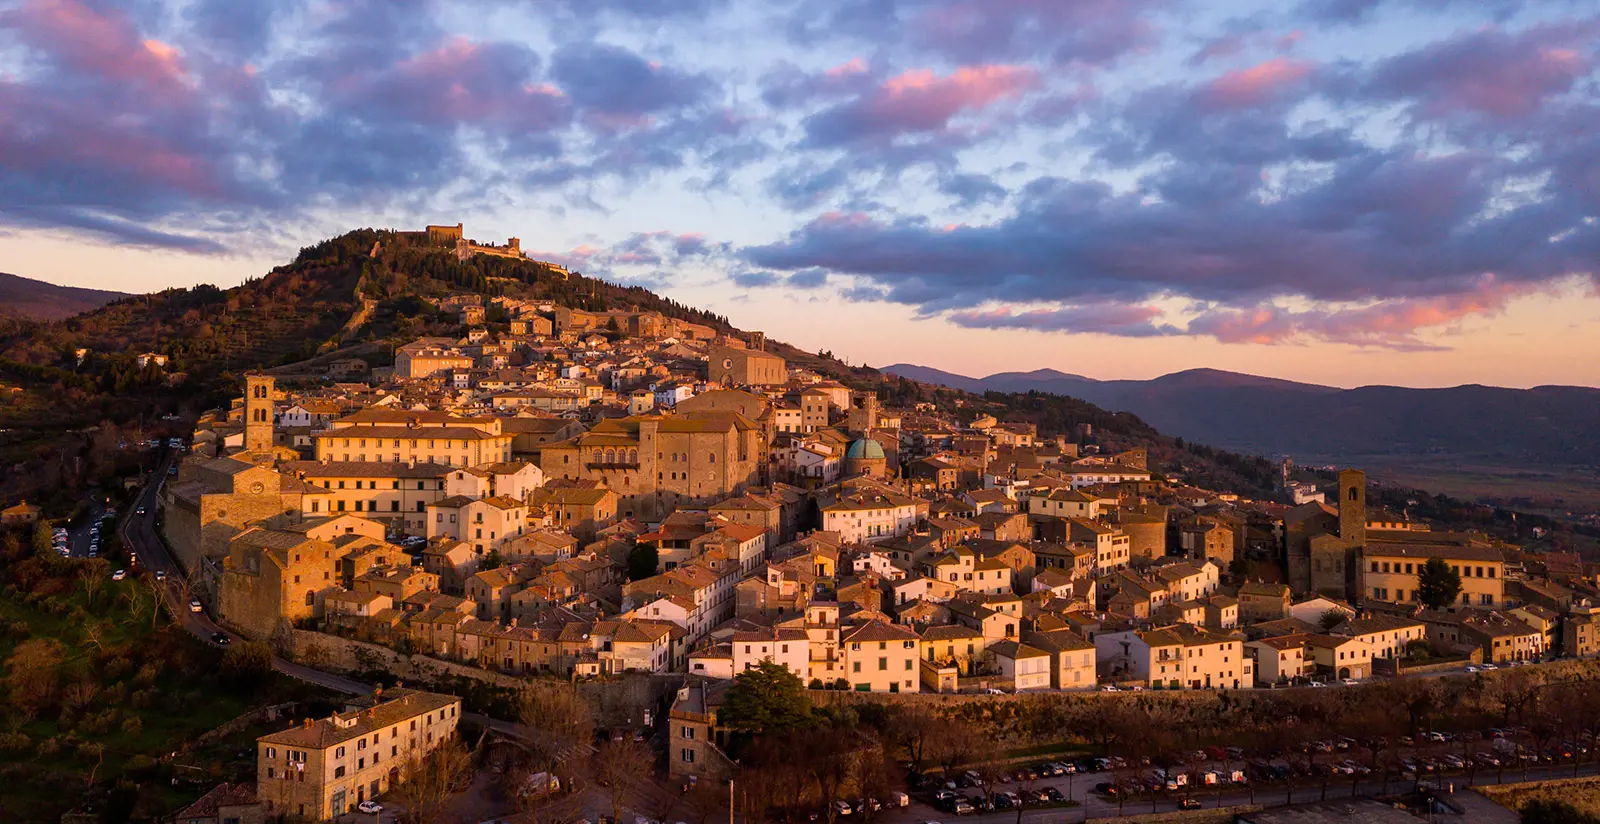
244,374,276,453
1338,468,1367,547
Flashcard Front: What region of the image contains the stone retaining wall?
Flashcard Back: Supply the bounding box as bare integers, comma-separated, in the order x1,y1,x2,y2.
1086,804,1261,824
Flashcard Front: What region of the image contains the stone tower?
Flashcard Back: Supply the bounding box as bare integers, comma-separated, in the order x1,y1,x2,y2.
1338,468,1366,547
748,331,766,352
847,393,879,437
244,373,275,453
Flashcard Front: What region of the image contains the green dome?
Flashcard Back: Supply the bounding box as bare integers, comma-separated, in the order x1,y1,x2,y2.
846,438,885,461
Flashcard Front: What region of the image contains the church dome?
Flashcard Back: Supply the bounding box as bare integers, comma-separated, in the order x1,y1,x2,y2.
846,438,885,461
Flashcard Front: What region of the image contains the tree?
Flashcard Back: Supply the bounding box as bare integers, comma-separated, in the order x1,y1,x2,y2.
928,719,980,782
594,738,653,824
5,638,64,717
626,542,659,582
221,641,275,688
891,705,939,774
1317,609,1346,633
718,661,812,735
517,681,594,776
1522,799,1600,824
398,737,472,824
1416,557,1463,608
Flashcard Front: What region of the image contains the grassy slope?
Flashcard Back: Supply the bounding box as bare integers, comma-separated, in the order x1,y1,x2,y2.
0,541,330,822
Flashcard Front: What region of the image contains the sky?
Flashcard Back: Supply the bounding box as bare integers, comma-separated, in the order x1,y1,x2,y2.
1,0,1598,389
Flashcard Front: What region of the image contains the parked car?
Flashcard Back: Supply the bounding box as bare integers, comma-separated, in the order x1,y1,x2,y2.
357,801,382,814
112,569,126,581
888,791,910,808
1092,783,1118,798
951,801,974,815
1179,799,1203,810
1043,788,1064,803
189,598,203,613
831,800,852,817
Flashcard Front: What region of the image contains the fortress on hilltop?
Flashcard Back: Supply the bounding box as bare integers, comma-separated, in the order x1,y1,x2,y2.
402,223,570,277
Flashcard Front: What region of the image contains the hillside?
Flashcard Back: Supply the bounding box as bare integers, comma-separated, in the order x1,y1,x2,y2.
0,271,127,322
884,363,1600,510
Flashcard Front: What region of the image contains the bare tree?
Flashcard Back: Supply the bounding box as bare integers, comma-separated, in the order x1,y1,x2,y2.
802,727,856,824
683,777,730,824
851,733,895,824
892,704,939,774
594,737,654,824
928,718,979,784
398,737,473,824
79,558,110,607
514,683,596,822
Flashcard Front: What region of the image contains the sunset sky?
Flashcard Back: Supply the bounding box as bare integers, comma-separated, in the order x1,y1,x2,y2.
1,0,1597,389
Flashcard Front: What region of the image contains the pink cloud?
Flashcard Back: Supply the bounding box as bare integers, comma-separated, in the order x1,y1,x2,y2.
805,64,1039,143
11,0,188,88
948,303,1168,336
1197,57,1314,110
1367,23,1597,120
327,37,569,131
825,58,869,78
1187,278,1530,349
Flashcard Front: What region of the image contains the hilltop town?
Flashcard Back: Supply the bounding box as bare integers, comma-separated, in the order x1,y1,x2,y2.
5,229,1599,823
140,258,1597,790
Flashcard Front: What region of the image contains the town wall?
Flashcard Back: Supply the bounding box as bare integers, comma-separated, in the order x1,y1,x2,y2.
286,630,677,724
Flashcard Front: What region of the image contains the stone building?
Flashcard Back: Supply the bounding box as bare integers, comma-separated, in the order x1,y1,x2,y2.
708,345,786,386
163,458,325,577
243,374,276,453
220,528,344,640
313,410,513,467
540,414,765,521
256,688,461,821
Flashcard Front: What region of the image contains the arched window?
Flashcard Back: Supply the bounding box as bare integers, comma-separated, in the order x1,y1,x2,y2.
1348,487,1358,501
708,453,716,464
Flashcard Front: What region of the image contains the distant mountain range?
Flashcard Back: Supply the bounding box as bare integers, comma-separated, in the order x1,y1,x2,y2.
0,272,127,321
882,364,1600,467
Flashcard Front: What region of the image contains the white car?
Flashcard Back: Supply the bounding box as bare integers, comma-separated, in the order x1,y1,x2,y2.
154,570,166,581
189,598,203,613
112,569,127,581
356,801,382,814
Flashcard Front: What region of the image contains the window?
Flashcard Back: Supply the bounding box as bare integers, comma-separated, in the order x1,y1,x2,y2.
335,766,346,778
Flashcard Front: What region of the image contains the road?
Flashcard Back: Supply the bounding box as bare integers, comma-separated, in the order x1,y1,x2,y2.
117,452,374,697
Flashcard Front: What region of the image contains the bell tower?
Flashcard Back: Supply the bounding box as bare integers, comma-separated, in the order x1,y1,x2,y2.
1338,468,1366,547
244,373,276,453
